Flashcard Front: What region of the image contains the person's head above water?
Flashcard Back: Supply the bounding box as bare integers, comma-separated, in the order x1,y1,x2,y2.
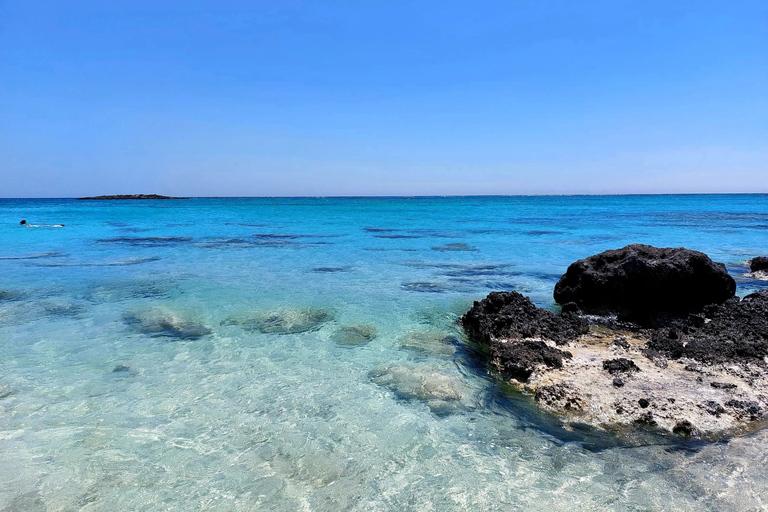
20,220,26,225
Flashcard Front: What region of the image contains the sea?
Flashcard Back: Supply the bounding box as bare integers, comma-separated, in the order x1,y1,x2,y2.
1,194,767,511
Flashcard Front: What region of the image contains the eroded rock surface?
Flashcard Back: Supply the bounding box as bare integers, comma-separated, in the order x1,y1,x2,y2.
462,291,588,346
462,249,768,439
553,244,736,323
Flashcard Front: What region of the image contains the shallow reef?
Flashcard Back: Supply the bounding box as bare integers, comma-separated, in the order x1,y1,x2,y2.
222,307,334,335
123,307,212,340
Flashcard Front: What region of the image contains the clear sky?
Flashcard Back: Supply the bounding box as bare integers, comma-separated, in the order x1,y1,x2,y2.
1,1,766,197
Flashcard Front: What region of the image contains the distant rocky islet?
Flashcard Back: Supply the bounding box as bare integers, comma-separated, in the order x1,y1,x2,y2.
77,194,186,200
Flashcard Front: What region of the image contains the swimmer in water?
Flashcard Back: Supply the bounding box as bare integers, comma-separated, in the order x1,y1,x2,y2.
20,219,65,227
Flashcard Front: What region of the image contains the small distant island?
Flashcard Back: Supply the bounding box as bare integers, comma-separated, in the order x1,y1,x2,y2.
77,194,186,200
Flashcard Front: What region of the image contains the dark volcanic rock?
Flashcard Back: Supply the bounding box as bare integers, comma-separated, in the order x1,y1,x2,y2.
490,340,572,382
602,358,640,375
750,256,768,272
646,290,768,364
553,244,736,323
461,291,588,347
78,194,184,200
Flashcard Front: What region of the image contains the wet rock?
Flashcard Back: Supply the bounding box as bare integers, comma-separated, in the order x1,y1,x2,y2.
112,364,131,373
711,382,737,390
750,256,768,272
612,378,624,387
461,291,588,347
638,398,650,408
673,420,699,437
535,384,584,411
553,244,736,323
399,330,457,356
123,308,212,340
611,337,630,350
635,411,656,426
222,308,334,334
491,340,572,382
331,325,377,345
602,358,640,375
368,364,462,413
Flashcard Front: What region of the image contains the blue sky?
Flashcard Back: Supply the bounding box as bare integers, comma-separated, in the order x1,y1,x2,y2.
1,1,766,197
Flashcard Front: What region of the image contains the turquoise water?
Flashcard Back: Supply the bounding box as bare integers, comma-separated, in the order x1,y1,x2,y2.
1,195,767,511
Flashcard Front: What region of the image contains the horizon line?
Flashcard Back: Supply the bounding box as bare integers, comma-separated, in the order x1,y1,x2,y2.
2,192,768,200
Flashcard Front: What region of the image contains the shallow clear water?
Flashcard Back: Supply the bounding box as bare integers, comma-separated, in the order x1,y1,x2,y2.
1,195,767,511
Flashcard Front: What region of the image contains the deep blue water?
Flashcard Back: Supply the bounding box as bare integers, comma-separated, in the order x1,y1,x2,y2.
0,195,767,510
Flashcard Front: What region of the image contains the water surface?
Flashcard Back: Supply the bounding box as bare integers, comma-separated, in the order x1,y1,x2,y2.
1,195,767,511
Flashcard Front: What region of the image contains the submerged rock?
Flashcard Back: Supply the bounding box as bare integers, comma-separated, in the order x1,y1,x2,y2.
123,308,212,340
222,307,334,334
331,324,377,345
369,364,462,413
553,244,736,323
398,330,457,356
462,246,768,439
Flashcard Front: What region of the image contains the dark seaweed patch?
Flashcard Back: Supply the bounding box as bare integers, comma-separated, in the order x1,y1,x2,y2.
374,234,422,239
96,237,193,247
525,230,562,236
0,251,66,260
363,227,396,233
402,282,449,293
43,302,86,316
0,290,26,301
252,233,303,240
431,243,478,252
30,256,162,267
311,267,351,273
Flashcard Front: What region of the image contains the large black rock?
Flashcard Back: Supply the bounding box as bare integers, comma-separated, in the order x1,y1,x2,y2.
553,244,735,323
750,256,768,272
461,291,588,347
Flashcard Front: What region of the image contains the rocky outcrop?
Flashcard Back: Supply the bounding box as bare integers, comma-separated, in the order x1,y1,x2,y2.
750,256,768,272
462,247,768,439
462,291,588,347
553,244,736,324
